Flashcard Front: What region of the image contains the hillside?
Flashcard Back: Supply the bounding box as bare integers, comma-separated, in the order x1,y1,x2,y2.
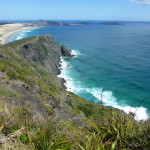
24,20,61,26
0,35,150,150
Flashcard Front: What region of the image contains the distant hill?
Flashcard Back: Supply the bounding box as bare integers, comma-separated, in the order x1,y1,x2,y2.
24,20,91,26
73,21,90,25
101,22,124,25
24,20,61,26
0,22,15,25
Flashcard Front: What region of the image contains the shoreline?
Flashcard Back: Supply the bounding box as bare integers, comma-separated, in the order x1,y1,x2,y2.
58,50,78,91
0,23,34,44
2,23,149,121
58,52,149,121
3,27,33,44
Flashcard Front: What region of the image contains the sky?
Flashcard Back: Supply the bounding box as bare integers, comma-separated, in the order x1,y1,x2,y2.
0,0,150,21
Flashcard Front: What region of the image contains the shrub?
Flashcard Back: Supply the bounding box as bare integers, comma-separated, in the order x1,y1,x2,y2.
0,64,6,72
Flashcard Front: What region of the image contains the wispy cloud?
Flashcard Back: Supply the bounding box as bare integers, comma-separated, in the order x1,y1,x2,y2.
129,0,150,4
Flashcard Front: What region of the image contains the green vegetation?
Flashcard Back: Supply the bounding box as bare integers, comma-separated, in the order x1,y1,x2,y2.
75,115,150,150
0,86,22,101
0,107,150,150
0,35,150,149
0,36,61,99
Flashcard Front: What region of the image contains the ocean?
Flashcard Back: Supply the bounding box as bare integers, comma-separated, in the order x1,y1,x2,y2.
6,22,150,120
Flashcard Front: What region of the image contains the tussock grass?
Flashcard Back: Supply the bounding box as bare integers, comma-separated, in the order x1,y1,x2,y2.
1,111,150,150
0,86,22,101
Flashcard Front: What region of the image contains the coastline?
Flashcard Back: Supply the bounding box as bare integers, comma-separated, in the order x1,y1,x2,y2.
58,51,149,121
2,24,148,121
58,50,78,91
0,23,33,44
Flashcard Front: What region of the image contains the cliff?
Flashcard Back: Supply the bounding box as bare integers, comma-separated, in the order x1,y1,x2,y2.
0,34,117,126
0,35,149,149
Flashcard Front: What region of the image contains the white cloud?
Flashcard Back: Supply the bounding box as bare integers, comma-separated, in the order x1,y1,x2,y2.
129,0,150,4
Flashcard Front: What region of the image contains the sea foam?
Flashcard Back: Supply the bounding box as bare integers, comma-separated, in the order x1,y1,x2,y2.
58,50,80,92
59,50,149,121
86,88,148,121
6,27,42,43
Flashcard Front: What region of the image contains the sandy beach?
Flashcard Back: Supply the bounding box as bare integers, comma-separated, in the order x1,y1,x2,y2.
0,23,32,44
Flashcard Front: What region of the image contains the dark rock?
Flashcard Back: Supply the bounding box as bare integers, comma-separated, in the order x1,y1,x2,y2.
23,44,30,49
61,45,72,57
22,83,29,89
22,84,25,87
60,78,67,89
25,86,29,89
0,54,4,58
32,56,38,62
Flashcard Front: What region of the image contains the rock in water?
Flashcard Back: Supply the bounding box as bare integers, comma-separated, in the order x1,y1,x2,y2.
61,45,73,57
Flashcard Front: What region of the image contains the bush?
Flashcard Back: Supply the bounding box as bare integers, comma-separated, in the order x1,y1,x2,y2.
77,104,92,117
0,64,6,72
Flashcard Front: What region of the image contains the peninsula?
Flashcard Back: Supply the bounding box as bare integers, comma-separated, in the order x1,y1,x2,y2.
0,33,149,149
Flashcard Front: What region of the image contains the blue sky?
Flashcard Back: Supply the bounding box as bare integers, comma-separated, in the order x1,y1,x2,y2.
1,0,150,21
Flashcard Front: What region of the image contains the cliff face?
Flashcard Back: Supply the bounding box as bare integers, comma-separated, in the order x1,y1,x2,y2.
0,34,77,121
0,35,92,124
1,35,148,150
0,34,121,124
18,35,72,74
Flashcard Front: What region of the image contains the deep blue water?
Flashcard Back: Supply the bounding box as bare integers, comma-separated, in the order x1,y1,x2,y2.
7,22,150,120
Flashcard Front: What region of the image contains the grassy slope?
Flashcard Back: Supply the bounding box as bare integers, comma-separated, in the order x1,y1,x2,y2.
0,35,150,150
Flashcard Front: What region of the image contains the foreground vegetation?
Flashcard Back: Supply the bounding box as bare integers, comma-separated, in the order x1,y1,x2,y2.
0,35,150,149
0,108,150,150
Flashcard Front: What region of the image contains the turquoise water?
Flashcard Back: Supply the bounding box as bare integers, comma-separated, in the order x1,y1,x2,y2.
7,22,150,120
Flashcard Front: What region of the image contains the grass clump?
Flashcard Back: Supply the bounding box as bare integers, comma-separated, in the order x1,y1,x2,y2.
0,86,22,101
43,104,54,116
0,112,73,150
0,64,6,72
75,114,150,150
77,104,92,117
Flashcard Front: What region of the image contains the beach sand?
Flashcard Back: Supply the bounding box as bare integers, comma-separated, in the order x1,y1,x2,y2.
0,23,32,44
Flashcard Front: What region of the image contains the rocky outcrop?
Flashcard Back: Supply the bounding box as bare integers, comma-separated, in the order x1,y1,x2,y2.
0,54,4,58
0,34,92,126
61,45,73,57
18,34,73,74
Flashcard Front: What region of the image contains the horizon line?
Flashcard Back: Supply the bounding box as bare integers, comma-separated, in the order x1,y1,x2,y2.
1,19,150,22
